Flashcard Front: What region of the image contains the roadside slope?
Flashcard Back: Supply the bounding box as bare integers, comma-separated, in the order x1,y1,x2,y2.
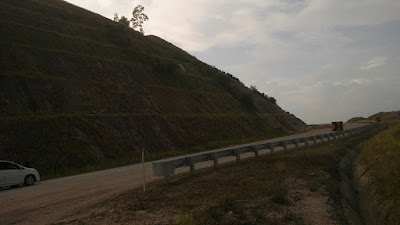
0,0,306,178
356,120,400,225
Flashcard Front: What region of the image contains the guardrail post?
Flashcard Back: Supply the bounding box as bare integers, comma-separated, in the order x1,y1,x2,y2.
294,139,299,150
270,144,275,153
313,136,317,145
210,153,218,169
153,161,176,183
304,138,309,148
283,141,288,152
252,146,259,157
185,157,195,175
234,149,240,162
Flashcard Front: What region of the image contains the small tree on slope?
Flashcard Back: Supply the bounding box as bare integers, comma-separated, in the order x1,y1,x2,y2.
131,5,148,34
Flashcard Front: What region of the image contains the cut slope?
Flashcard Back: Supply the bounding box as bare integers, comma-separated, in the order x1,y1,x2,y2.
0,0,306,178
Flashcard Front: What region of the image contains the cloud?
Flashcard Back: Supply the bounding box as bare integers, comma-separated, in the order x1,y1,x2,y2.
63,0,400,124
360,57,387,70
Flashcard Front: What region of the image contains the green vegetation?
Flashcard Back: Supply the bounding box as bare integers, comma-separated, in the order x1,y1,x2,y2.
113,4,148,33
250,85,277,104
131,5,148,33
175,214,195,225
113,13,130,26
360,120,400,225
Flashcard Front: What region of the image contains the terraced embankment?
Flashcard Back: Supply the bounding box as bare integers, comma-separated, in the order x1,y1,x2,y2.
0,0,306,178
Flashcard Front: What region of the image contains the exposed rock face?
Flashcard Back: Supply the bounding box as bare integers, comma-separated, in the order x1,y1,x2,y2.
0,0,306,176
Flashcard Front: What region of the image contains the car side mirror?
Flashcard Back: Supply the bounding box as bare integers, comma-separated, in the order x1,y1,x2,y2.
19,167,25,170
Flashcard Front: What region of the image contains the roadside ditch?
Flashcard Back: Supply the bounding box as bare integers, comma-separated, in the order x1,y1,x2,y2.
334,125,385,225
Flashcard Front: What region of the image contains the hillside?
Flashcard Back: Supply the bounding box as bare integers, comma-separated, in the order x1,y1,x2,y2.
368,111,400,121
347,111,400,122
0,0,306,178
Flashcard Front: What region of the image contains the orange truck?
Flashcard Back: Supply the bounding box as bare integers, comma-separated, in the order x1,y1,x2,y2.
332,121,344,131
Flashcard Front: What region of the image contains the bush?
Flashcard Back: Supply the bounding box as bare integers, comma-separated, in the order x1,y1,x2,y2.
174,214,194,225
269,97,277,104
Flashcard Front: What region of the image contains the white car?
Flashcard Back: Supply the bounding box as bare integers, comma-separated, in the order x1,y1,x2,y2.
0,160,40,188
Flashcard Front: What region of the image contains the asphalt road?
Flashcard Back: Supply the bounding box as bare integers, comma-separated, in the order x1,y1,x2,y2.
0,123,365,225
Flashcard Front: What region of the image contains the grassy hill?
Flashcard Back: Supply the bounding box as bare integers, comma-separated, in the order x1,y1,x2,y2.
367,111,400,121
347,111,400,122
0,0,306,178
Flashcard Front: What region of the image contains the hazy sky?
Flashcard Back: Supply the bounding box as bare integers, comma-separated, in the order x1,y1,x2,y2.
66,0,400,124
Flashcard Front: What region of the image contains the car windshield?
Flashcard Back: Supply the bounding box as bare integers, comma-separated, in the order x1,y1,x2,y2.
8,163,20,169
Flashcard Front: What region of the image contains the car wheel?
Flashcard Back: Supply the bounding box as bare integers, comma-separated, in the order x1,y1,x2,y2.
24,175,36,186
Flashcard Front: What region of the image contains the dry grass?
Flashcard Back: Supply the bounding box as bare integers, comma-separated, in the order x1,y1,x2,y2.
360,120,400,225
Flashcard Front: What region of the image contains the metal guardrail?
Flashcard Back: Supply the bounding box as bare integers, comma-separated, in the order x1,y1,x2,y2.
153,123,375,182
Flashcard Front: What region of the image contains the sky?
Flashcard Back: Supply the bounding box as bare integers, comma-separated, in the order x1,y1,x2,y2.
65,0,400,124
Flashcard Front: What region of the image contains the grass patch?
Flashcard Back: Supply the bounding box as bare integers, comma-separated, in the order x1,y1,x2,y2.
360,120,400,225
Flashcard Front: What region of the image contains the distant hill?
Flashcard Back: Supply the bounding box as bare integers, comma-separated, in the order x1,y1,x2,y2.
347,117,367,123
347,111,400,122
0,0,306,178
367,111,400,121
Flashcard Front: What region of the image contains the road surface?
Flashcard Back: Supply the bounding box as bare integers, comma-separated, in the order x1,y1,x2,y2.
0,123,366,224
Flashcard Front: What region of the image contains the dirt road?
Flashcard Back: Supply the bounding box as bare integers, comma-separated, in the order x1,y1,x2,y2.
0,123,365,225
